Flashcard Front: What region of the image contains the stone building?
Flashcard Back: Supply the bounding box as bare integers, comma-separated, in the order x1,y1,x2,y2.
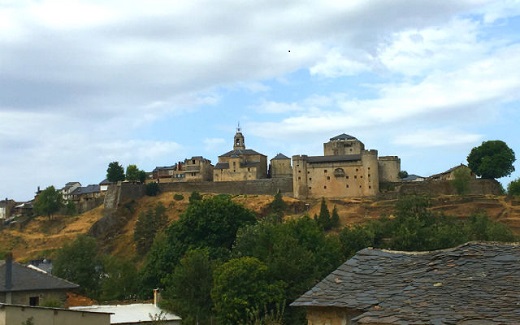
214,128,268,182
292,134,400,199
291,242,520,325
152,156,213,183
269,153,292,178
0,254,79,307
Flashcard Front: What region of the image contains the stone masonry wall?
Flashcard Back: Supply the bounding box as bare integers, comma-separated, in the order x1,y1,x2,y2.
159,177,293,196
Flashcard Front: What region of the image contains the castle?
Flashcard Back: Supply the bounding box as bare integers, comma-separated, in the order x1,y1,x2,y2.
149,129,401,199
292,134,400,199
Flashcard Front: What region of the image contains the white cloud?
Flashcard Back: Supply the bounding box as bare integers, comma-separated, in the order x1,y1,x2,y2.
393,128,482,147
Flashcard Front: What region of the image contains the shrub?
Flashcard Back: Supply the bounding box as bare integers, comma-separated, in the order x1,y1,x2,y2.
173,194,184,201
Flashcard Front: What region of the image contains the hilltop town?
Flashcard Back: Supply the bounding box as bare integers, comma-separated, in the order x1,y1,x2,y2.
0,129,503,222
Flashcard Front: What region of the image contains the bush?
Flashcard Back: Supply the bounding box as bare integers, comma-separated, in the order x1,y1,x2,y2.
145,182,160,196
173,193,184,201
507,178,520,196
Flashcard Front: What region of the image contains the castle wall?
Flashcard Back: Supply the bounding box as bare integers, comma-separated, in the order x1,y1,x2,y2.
293,151,379,199
378,179,503,199
378,156,401,182
159,178,293,196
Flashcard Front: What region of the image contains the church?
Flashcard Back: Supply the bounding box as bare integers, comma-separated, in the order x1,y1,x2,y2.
213,127,269,182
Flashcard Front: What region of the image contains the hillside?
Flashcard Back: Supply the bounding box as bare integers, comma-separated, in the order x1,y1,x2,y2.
2,193,520,262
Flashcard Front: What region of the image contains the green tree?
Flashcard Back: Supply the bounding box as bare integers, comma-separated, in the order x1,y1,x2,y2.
330,205,340,229
106,161,125,183
64,200,77,216
398,170,409,179
452,166,472,195
34,186,63,220
268,191,286,222
507,178,520,196
162,249,215,325
188,191,203,203
126,164,145,183
134,202,168,255
99,256,139,301
53,235,101,297
467,140,516,179
146,182,160,196
234,217,342,324
139,170,147,183
316,198,332,230
140,195,257,290
339,225,376,259
212,257,284,325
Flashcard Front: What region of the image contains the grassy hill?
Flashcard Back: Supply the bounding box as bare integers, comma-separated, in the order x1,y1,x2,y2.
2,193,520,262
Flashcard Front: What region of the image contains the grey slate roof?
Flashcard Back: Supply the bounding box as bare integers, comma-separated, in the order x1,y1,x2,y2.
219,149,266,158
304,154,362,164
71,184,100,195
0,261,79,292
330,133,357,141
271,153,290,160
291,242,520,324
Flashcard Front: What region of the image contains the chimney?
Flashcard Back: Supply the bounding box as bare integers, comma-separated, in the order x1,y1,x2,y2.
153,288,161,307
5,252,13,291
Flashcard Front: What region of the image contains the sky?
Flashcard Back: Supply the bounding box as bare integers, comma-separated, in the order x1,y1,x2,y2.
1,0,520,201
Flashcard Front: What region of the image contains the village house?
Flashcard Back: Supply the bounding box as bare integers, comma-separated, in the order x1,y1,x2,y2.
152,156,213,183
292,134,400,199
291,242,520,324
0,253,79,307
428,164,475,181
61,182,82,200
0,303,111,325
213,127,269,182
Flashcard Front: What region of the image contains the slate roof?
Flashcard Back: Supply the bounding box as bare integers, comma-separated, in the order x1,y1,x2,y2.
291,242,520,324
71,184,100,195
219,149,266,158
304,154,362,164
330,133,357,141
271,153,290,160
0,261,79,292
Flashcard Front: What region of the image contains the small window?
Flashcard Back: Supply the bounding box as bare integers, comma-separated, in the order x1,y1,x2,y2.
309,178,312,181
356,168,358,172
299,170,301,173
29,296,39,306
324,186,327,189
354,175,357,179
327,176,330,180
324,170,328,173
309,187,312,190
369,186,372,189
298,176,301,180
359,185,362,188
368,174,371,177
346,184,349,188
360,175,363,178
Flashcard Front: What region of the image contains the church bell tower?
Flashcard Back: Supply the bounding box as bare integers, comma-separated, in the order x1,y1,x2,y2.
234,124,245,150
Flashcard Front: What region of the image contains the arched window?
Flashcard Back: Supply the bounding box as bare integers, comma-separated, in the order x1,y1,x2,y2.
334,168,345,177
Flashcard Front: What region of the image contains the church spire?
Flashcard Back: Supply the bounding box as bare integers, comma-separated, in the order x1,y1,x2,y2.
234,123,245,150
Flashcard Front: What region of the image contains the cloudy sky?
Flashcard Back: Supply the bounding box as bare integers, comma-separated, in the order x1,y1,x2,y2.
1,0,520,201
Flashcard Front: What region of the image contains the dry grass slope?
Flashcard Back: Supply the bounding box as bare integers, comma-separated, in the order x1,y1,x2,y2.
1,193,519,262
